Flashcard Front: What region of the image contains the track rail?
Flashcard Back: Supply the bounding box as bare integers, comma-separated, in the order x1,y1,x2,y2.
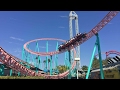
9,54,35,68
0,47,36,76
95,50,120,58
0,47,77,79
105,50,120,57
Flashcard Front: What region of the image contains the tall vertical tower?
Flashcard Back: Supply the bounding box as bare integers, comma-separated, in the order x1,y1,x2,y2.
69,11,81,75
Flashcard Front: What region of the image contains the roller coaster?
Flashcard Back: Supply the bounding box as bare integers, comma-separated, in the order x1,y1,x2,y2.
0,11,119,79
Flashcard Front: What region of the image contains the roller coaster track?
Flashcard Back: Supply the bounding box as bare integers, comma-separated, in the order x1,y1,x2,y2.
0,47,76,79
0,11,119,79
9,54,35,68
95,50,120,58
106,50,120,57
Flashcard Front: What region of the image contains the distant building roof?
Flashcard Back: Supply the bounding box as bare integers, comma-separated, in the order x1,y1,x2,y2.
91,64,120,72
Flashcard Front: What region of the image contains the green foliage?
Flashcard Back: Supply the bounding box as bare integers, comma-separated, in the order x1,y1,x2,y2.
102,59,108,66
0,76,45,79
82,65,88,71
92,57,100,69
43,59,51,69
43,59,51,63
56,65,68,73
92,56,109,69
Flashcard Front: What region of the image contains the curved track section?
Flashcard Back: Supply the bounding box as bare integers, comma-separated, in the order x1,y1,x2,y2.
105,50,120,57
0,47,36,76
24,38,65,56
95,52,106,57
95,50,120,57
24,11,119,56
23,38,78,78
0,47,77,79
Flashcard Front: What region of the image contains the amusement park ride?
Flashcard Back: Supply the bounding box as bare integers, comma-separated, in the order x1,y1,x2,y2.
0,11,120,79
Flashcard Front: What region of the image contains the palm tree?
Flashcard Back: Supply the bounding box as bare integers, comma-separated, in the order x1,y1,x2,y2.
47,59,50,74
43,59,51,70
35,56,41,68
43,60,46,67
82,65,88,71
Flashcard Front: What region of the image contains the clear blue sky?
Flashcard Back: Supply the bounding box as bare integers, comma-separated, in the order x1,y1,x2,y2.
0,11,120,68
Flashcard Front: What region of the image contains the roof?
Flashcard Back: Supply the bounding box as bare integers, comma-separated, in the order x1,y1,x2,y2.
92,61,120,71
91,64,120,72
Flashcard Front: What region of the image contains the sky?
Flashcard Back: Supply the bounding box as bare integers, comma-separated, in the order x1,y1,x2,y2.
0,11,120,69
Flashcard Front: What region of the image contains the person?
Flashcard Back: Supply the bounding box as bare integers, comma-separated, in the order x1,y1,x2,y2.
82,33,87,38
58,44,63,51
76,33,81,38
60,44,63,47
76,33,83,41
61,43,66,49
72,37,76,43
65,41,70,48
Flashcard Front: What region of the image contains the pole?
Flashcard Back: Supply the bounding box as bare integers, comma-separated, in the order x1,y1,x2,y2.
39,57,42,69
68,50,71,79
86,43,97,79
77,69,78,79
55,42,58,73
0,65,4,76
50,55,52,75
46,41,48,70
86,33,104,79
35,42,38,73
10,69,12,76
65,52,67,66
76,62,79,79
36,41,40,73
96,33,104,79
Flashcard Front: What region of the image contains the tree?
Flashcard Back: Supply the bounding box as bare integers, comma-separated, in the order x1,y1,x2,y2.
82,65,88,71
43,59,51,69
92,57,100,69
43,59,51,63
35,55,40,64
92,56,110,69
56,65,68,73
102,59,108,66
